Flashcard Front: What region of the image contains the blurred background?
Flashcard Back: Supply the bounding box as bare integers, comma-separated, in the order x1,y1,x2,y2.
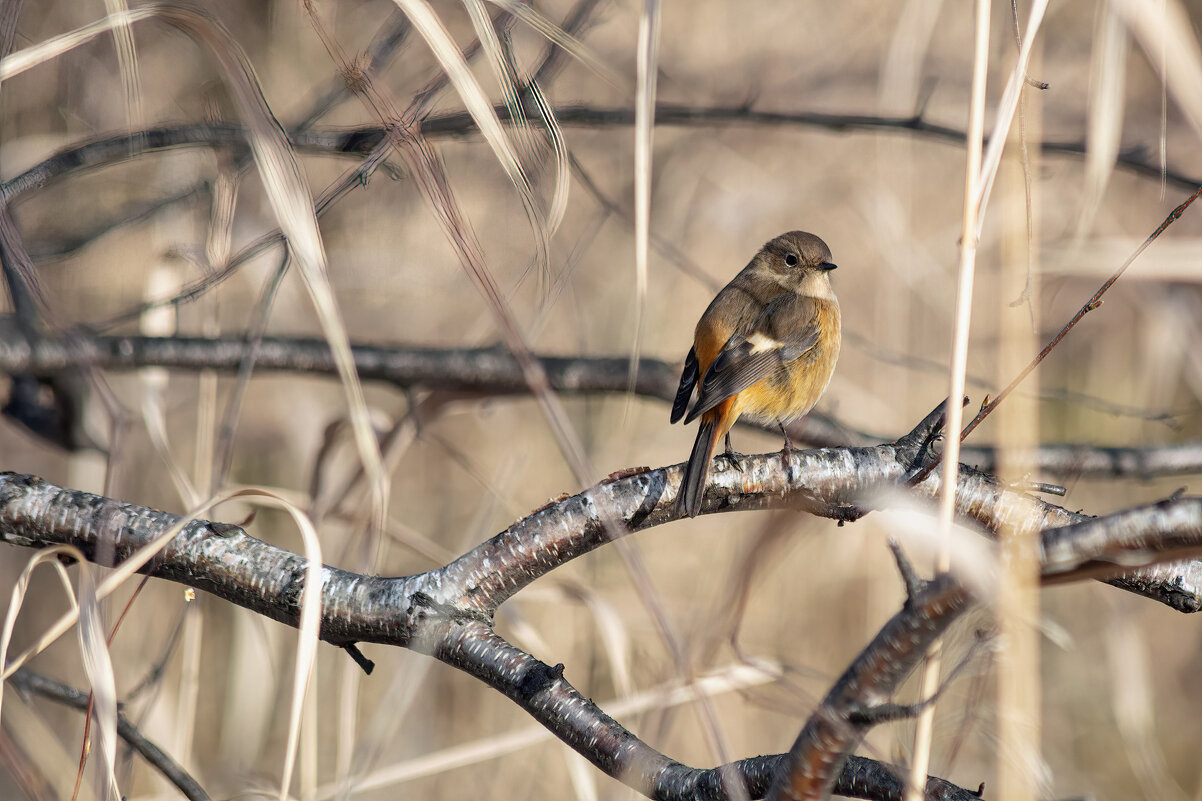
2,0,1202,799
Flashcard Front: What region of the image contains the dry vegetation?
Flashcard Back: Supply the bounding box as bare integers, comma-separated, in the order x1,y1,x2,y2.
2,1,1202,800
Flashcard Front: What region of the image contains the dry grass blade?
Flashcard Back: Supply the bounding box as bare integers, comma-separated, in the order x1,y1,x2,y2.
1112,0,1202,138
953,183,1202,448
307,0,596,486
0,7,156,81
497,27,571,241
468,5,536,160
462,0,552,294
0,4,388,529
2,486,322,801
390,0,541,235
314,662,782,797
973,0,1050,234
104,0,144,133
908,1,993,798
627,0,661,399
155,4,389,534
0,487,247,683
77,567,119,800
566,588,633,696
525,77,571,236
1006,0,1040,315
997,78,1046,801
485,0,625,89
1105,612,1191,801
1077,1,1128,237
523,583,633,695
563,751,599,801
211,489,323,801
872,505,1002,603
0,547,82,726
140,265,201,507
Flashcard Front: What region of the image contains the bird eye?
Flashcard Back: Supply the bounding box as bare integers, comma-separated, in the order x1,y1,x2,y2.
784,253,799,267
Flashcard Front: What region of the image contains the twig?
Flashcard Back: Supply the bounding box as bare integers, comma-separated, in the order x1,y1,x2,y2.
6,105,1201,206
292,10,413,131
9,668,211,801
910,183,1202,485
530,0,607,85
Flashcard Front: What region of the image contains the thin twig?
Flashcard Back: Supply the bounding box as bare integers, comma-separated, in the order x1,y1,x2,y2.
7,106,1202,205
10,668,211,801
910,183,1202,485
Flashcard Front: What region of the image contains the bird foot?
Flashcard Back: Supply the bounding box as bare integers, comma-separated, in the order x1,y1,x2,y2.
719,448,747,472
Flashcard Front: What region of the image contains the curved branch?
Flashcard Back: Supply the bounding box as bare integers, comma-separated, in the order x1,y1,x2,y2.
4,408,1197,628
2,331,1200,477
1041,496,1202,583
3,411,1202,800
0,464,980,800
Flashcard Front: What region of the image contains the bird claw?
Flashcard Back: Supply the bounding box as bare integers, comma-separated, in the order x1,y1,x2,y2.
720,449,747,472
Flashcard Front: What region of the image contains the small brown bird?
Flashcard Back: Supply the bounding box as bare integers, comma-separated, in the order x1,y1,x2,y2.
670,231,842,518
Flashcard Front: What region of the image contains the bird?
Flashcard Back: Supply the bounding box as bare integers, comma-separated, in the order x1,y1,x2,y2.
670,230,842,518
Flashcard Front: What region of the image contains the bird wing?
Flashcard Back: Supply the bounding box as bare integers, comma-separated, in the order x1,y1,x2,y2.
683,294,822,424
670,346,699,423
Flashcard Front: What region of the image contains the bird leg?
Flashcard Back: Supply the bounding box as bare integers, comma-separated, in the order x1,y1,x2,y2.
778,422,794,455
720,432,746,471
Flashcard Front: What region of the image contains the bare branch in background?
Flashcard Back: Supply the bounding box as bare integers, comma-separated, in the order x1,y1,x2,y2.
2,331,1200,478
8,668,211,801
5,105,1197,211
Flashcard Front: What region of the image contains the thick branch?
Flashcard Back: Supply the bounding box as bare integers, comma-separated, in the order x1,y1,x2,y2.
0,465,981,800
436,620,979,801
2,416,1200,638
432,409,1202,613
765,496,1202,798
1041,497,1202,583
3,412,1202,800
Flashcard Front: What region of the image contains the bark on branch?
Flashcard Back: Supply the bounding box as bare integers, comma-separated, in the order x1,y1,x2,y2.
2,409,1201,800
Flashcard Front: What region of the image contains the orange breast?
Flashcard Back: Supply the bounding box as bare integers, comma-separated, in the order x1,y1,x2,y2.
691,296,840,435
736,300,841,424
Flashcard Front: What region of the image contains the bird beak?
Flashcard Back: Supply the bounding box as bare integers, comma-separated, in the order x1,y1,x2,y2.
818,262,838,271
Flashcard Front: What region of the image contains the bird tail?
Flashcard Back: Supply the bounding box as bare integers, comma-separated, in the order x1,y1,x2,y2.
676,416,719,518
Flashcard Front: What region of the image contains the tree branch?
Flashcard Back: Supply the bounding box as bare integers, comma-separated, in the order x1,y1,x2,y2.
3,330,1200,478
8,668,211,801
767,492,1202,798
3,105,1197,205
767,573,972,801
0,330,864,450
3,404,1202,798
